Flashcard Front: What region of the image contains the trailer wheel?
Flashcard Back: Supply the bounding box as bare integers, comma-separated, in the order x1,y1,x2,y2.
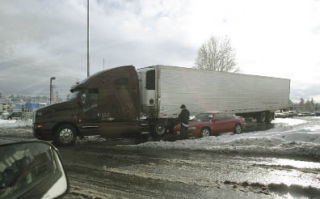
153,121,166,138
234,124,242,134
265,112,274,123
257,112,266,123
200,127,211,137
54,124,76,146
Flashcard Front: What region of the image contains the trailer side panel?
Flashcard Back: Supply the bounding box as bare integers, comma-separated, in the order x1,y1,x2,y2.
157,66,290,118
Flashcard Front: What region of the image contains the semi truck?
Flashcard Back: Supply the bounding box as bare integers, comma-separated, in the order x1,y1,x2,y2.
33,65,290,145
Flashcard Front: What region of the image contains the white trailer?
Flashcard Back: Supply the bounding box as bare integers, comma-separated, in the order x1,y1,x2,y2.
138,65,290,136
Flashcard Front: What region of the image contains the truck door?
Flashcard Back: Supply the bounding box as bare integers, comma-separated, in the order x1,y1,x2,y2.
79,88,100,134
98,67,140,137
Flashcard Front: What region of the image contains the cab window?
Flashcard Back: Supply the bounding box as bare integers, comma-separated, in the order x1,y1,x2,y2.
146,70,155,90
81,88,99,104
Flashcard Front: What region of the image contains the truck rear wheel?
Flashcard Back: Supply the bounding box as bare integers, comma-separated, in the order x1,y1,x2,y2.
54,124,76,146
265,112,274,123
153,121,166,138
257,112,266,123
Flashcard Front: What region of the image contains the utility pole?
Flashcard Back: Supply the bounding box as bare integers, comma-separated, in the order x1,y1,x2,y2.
87,0,90,77
50,77,56,105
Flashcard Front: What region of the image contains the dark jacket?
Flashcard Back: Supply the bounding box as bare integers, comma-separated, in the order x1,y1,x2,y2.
179,108,190,125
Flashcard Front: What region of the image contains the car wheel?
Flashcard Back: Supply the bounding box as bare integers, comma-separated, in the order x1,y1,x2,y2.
200,127,211,137
234,124,242,134
54,124,76,146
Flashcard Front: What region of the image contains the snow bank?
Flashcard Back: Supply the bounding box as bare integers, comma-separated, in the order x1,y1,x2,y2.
0,119,33,128
128,117,320,160
271,118,307,126
76,135,107,144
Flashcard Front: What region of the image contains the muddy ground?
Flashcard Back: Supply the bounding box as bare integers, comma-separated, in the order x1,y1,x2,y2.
1,118,320,198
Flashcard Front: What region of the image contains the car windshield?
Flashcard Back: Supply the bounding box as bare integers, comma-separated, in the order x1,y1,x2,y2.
194,113,212,122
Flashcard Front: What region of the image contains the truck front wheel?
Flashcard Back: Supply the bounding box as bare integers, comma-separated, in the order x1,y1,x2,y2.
54,124,76,146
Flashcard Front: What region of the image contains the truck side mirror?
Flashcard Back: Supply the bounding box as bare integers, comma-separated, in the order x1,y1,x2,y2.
81,93,87,104
0,141,69,199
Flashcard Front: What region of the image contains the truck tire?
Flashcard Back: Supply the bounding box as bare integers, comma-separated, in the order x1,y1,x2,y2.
265,112,274,123
257,112,266,123
153,121,166,138
234,124,242,134
200,127,211,137
54,124,76,146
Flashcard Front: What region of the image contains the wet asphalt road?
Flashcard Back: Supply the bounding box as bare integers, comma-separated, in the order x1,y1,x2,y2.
58,138,320,199
1,121,320,198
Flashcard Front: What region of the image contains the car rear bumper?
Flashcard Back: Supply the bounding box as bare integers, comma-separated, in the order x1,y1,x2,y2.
175,128,201,137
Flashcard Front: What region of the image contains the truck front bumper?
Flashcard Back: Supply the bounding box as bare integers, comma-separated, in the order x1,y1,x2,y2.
33,123,53,141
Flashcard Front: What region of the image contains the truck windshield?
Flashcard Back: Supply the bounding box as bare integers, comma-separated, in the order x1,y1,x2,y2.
70,90,80,100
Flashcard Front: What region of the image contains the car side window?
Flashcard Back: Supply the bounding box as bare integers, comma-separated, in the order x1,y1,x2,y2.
215,113,233,121
224,114,234,120
214,113,223,120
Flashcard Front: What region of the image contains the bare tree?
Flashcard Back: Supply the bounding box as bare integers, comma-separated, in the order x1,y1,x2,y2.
195,36,238,72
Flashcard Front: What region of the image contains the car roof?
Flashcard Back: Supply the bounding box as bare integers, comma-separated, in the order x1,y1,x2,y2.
0,137,21,145
204,111,221,114
0,137,38,145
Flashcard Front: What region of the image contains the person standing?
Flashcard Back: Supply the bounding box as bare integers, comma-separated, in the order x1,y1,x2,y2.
178,104,190,139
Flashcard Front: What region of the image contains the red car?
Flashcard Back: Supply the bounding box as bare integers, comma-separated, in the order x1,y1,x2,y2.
174,112,246,137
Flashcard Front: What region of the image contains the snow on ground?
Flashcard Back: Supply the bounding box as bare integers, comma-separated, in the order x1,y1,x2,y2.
129,117,320,160
271,117,307,126
0,119,33,128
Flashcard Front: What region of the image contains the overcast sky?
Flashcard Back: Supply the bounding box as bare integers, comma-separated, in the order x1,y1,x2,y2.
0,0,319,102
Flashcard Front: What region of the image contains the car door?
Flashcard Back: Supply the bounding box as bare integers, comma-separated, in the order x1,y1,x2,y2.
212,113,224,132
223,114,236,131
213,113,232,133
